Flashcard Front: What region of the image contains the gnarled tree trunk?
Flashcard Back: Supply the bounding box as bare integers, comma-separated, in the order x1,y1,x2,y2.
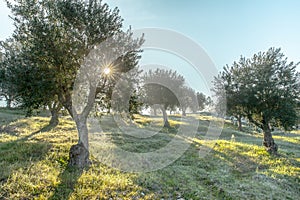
247,114,278,154
69,114,90,168
66,79,97,168
49,109,59,126
262,123,278,154
48,102,62,128
60,92,92,168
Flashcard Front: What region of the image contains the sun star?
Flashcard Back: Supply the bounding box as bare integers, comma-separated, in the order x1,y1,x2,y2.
103,68,111,75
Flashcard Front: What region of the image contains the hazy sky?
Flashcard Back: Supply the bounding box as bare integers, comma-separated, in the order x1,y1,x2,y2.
103,0,300,93
0,0,299,94
103,0,300,69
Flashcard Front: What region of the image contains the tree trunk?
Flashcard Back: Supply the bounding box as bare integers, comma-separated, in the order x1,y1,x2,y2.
6,98,11,109
161,106,170,128
4,94,13,109
47,101,62,128
182,108,186,116
61,88,95,168
69,114,90,168
262,124,278,154
49,107,59,127
60,66,99,168
237,115,242,131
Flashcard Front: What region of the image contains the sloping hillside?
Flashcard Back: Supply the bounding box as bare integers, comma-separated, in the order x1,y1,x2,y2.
0,112,299,199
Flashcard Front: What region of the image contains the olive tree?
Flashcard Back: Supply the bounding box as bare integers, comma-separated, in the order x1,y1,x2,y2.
214,48,299,154
143,69,185,127
7,0,143,167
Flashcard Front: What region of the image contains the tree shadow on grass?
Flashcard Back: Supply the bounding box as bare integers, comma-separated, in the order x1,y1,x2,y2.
18,122,59,141
49,166,86,200
0,140,52,187
0,117,62,144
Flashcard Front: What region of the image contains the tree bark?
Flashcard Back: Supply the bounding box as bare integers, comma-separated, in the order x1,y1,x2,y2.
48,102,62,127
69,114,90,168
60,65,100,168
161,106,170,128
49,109,59,127
262,123,278,154
69,83,96,168
60,92,91,168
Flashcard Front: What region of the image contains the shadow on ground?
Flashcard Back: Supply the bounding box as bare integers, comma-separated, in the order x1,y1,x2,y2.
49,166,85,200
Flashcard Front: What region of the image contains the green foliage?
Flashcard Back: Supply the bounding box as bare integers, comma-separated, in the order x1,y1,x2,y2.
214,47,299,131
143,69,185,110
7,0,143,115
5,0,144,166
179,86,197,114
128,89,144,118
109,67,144,118
142,69,187,126
0,39,21,108
196,92,210,111
214,48,299,153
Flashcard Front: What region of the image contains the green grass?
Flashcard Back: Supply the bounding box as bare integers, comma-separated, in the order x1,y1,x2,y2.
0,108,25,126
0,111,299,199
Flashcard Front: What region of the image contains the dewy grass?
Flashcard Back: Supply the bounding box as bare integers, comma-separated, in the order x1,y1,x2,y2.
0,111,299,199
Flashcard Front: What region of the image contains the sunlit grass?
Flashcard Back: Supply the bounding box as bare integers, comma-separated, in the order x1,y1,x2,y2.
190,113,221,121
133,114,187,127
290,129,300,134
273,135,300,144
0,111,299,199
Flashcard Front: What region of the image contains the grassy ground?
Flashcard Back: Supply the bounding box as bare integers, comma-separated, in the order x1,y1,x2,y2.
0,108,25,125
0,110,299,199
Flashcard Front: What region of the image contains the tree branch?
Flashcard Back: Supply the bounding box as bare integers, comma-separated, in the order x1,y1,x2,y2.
247,113,263,129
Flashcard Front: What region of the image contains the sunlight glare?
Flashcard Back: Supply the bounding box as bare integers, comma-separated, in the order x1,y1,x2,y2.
103,68,111,75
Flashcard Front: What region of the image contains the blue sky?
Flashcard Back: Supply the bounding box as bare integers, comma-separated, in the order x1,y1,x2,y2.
103,0,300,93
0,0,299,94
103,0,300,70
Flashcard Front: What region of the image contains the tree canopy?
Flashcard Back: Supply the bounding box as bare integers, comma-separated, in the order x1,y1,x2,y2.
214,47,300,154
0,39,21,108
142,68,211,124
6,0,144,167
179,86,198,116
